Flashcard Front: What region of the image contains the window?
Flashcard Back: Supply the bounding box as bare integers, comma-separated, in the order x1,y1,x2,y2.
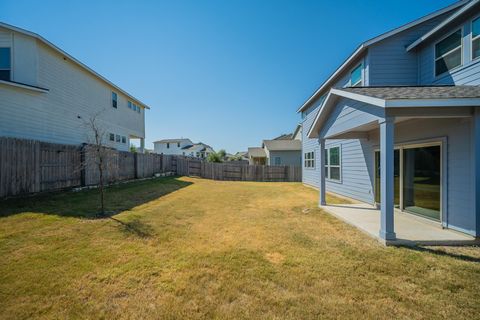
304,151,315,168
274,157,281,165
196,152,200,157
115,134,120,142
128,101,132,109
167,143,170,148
435,29,462,76
350,64,362,87
325,146,341,181
112,92,118,108
473,17,480,60
109,133,115,141
121,136,126,144
177,142,180,147
0,48,11,81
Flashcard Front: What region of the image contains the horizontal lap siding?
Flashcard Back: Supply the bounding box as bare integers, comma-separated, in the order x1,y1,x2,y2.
369,118,474,235
368,13,449,86
418,13,480,86
326,139,375,204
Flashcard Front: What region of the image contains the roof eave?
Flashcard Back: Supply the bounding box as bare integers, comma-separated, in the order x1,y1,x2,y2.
0,21,151,110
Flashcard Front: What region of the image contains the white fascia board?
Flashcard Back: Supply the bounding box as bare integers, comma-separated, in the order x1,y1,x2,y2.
406,0,479,52
0,79,49,93
330,88,386,107
296,0,466,114
386,98,480,108
0,22,151,109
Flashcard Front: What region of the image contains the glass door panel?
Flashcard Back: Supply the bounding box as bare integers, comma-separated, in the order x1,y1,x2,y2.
374,150,400,207
402,146,441,221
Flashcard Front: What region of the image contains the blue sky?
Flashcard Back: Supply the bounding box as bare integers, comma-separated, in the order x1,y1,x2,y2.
1,0,456,153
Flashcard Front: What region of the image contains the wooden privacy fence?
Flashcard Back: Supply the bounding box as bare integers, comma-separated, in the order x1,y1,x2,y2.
173,156,302,182
0,137,301,198
0,137,175,198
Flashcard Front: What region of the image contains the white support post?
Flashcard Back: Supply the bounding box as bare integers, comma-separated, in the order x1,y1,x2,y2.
379,117,396,241
319,138,326,206
140,138,145,154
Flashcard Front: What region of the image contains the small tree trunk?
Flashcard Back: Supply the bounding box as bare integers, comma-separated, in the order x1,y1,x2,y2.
98,152,105,216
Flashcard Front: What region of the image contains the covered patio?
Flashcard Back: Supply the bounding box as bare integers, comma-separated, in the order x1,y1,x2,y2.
308,86,480,245
322,202,478,246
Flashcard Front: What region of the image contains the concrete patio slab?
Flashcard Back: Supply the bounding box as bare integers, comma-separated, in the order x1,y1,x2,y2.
321,203,479,246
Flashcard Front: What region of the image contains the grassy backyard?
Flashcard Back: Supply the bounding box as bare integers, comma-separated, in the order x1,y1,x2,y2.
0,177,479,319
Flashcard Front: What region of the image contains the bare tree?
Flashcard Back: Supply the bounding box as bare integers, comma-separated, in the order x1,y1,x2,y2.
79,111,116,216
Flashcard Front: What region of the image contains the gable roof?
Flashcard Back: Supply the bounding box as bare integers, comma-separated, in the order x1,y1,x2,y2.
407,0,480,51
307,85,480,139
0,21,151,109
154,138,192,143
248,147,267,158
296,0,468,113
263,139,302,151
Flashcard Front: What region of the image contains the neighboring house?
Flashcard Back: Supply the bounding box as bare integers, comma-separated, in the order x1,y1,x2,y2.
181,143,215,159
248,124,302,165
0,22,149,152
298,0,480,241
153,139,194,155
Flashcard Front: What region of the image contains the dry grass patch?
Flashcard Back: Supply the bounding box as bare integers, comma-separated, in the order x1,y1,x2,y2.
0,176,479,319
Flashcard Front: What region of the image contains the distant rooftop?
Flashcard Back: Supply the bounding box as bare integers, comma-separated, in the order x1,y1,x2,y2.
263,139,301,151
154,138,192,143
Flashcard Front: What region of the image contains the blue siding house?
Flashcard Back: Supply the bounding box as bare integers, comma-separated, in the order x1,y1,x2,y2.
298,0,480,243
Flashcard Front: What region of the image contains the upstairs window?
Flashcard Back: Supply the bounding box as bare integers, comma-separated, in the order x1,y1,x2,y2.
177,142,180,147
128,101,132,109
167,143,170,148
350,64,362,87
304,151,315,168
112,92,118,108
435,29,462,76
0,48,11,81
472,17,480,60
109,133,115,141
325,146,341,181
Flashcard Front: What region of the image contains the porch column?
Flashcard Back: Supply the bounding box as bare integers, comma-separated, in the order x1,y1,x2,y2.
379,117,396,241
319,138,326,206
140,138,145,154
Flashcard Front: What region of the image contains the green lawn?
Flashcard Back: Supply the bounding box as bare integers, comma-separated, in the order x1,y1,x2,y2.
0,177,479,319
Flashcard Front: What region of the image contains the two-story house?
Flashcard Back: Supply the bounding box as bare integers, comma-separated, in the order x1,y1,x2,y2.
153,138,194,155
298,0,480,243
153,139,215,159
0,22,149,152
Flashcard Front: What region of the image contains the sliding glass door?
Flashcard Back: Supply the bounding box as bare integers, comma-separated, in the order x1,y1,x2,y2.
402,145,441,221
374,143,441,221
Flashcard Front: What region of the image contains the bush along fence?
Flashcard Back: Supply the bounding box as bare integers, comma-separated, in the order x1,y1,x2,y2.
0,137,302,198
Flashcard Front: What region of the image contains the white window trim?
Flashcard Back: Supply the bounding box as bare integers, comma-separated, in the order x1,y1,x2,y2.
325,146,342,182
304,151,315,169
434,28,463,78
0,47,11,81
350,64,363,87
471,15,480,61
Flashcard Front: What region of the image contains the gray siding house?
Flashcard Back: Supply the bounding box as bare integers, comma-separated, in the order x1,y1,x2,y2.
0,22,149,152
299,0,480,242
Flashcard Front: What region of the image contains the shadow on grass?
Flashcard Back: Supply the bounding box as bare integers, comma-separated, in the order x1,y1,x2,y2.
109,217,156,238
402,246,480,263
0,176,193,221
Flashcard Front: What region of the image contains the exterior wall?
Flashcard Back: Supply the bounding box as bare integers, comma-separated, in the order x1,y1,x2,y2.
323,117,475,236
0,28,146,151
368,12,452,86
268,150,301,166
418,12,480,85
154,140,193,155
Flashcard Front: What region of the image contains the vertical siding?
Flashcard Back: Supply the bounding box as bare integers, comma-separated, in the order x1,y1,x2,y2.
418,13,480,85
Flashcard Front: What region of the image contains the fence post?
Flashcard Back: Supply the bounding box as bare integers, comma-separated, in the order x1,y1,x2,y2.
80,144,86,186
134,152,138,179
